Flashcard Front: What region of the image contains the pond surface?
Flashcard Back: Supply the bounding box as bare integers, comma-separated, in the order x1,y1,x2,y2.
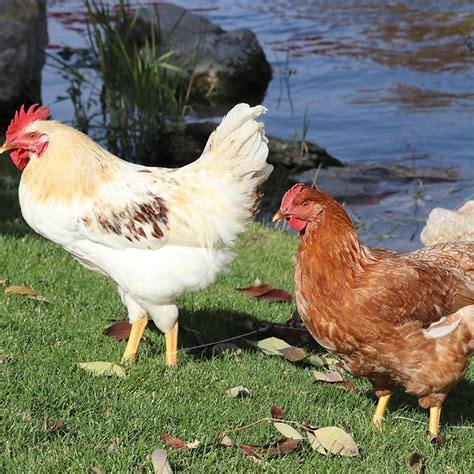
44,1,474,250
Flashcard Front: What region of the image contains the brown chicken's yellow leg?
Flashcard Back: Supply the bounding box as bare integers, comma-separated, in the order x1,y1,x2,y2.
165,322,179,367
428,407,442,444
121,316,148,363
372,394,391,430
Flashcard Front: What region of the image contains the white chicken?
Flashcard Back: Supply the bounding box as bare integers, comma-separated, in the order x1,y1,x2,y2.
0,103,272,365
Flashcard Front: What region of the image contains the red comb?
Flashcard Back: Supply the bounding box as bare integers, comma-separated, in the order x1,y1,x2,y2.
281,183,306,209
6,104,50,141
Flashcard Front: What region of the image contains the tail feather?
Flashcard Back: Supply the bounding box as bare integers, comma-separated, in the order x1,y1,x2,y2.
182,103,272,247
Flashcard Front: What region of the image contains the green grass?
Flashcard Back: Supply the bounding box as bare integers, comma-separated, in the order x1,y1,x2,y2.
0,167,473,472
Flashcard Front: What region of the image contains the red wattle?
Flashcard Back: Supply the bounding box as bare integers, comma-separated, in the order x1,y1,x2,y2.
10,149,30,170
287,216,308,232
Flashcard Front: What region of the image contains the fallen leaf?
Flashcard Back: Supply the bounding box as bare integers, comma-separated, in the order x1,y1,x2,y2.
241,444,263,463
0,279,7,287
4,285,49,302
161,432,187,450
307,427,359,456
408,452,426,473
106,437,117,455
273,422,303,440
217,432,233,448
49,419,63,433
237,283,273,297
312,371,344,383
312,371,357,393
186,439,201,449
236,283,293,302
104,321,132,340
278,346,308,362
242,438,301,461
250,337,292,356
270,405,285,419
211,343,242,357
151,448,173,474
78,362,126,378
90,468,103,474
259,289,293,302
226,386,250,398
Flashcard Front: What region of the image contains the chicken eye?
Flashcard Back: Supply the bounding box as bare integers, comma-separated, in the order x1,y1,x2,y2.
28,132,37,139
302,201,309,206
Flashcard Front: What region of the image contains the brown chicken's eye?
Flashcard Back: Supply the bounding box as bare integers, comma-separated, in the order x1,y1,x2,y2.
302,201,309,206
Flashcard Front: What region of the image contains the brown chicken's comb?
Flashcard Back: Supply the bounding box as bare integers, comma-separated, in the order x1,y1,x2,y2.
281,183,307,209
6,104,50,141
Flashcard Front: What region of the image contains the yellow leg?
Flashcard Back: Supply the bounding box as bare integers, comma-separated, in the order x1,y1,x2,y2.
165,322,179,367
428,407,441,442
121,316,148,363
372,394,391,430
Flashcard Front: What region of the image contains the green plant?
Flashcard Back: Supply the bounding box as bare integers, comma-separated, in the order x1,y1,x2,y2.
50,0,191,164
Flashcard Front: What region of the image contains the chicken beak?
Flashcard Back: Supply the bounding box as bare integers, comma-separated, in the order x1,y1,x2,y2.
272,210,287,222
0,140,14,154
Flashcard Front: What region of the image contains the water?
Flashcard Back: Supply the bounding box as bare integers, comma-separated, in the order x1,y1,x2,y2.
43,1,474,249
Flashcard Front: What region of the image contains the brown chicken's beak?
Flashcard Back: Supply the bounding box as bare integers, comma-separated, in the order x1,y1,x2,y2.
272,210,287,222
0,140,14,154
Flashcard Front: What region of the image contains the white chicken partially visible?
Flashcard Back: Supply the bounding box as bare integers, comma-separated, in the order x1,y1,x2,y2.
0,103,272,365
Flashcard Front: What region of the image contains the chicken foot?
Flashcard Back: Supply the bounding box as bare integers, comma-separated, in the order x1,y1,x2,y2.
165,322,179,367
121,316,149,363
371,394,391,430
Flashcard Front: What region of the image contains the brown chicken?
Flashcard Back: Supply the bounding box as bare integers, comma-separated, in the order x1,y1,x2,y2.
273,183,474,442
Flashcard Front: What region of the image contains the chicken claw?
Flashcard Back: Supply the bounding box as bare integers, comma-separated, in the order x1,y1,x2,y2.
121,316,149,363
371,394,391,431
165,322,179,367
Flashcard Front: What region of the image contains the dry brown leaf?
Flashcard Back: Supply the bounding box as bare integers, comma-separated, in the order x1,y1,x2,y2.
271,405,285,419
103,321,132,341
217,432,234,448
312,371,344,382
161,432,187,451
226,386,250,398
49,419,63,433
278,346,308,362
90,468,103,474
408,452,426,473
236,282,293,302
0,279,7,287
312,371,356,393
242,438,301,461
4,284,49,302
241,444,263,463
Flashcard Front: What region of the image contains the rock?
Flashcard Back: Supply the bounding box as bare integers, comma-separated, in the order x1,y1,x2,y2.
0,0,48,127
135,2,271,104
420,201,474,246
146,120,343,169
294,163,459,205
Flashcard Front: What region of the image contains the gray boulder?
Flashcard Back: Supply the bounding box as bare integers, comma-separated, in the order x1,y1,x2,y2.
0,0,48,127
135,2,271,103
